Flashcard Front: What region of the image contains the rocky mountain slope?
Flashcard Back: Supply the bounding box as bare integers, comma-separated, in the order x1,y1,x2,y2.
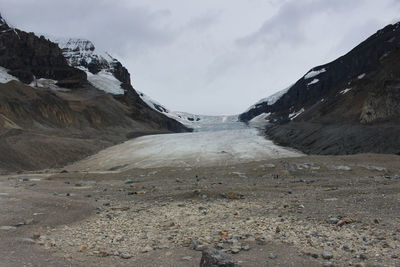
240,21,400,155
0,14,189,172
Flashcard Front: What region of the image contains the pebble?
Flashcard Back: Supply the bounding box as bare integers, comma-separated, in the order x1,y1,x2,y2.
230,246,241,254
359,253,368,260
327,217,340,224
18,238,36,244
190,239,204,251
328,165,351,171
216,243,224,249
32,233,41,240
323,262,334,267
322,251,333,260
200,247,240,267
311,253,319,258
120,253,132,259
268,252,277,259
241,243,250,251
182,256,192,261
0,226,17,230
141,245,153,253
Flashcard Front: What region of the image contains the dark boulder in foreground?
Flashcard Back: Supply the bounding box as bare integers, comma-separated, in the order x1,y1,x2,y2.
200,247,241,267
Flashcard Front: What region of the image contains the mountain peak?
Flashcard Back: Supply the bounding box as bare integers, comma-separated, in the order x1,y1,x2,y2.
0,12,10,31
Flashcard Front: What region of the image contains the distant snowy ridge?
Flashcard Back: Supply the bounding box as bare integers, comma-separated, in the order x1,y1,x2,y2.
137,90,241,131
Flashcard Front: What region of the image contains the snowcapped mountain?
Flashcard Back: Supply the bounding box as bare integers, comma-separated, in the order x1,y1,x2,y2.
240,21,400,124
47,37,128,95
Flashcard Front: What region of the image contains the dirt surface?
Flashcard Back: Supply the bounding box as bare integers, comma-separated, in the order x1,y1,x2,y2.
1,154,399,266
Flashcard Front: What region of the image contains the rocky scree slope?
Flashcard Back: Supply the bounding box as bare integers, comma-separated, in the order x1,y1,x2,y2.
240,22,400,155
0,15,189,172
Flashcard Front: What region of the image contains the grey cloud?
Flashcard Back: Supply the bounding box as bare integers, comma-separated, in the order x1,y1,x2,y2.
184,11,221,33
236,0,363,47
3,0,177,53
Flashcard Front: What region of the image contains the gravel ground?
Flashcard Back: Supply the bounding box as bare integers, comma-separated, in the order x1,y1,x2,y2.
1,154,400,266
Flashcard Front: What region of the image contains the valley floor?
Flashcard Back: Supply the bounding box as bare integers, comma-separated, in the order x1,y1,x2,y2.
0,122,399,266
0,154,399,266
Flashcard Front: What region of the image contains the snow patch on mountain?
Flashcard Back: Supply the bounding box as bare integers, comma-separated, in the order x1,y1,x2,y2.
245,85,292,113
84,69,124,95
304,68,326,79
28,78,71,92
358,73,366,79
340,88,352,95
0,67,18,83
289,108,305,120
307,79,319,86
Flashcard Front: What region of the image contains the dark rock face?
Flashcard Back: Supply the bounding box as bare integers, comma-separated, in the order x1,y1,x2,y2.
200,247,241,267
110,60,131,87
265,123,400,155
240,21,400,155
0,19,86,87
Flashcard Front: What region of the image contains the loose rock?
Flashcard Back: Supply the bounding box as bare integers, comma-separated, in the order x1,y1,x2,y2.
200,247,241,267
322,251,333,260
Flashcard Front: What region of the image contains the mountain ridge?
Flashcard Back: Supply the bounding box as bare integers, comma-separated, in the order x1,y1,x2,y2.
240,21,400,155
240,21,400,123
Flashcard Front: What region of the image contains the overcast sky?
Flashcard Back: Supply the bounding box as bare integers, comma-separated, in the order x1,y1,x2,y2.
2,0,400,115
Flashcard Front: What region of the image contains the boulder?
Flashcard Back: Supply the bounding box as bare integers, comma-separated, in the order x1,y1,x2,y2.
200,247,241,267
